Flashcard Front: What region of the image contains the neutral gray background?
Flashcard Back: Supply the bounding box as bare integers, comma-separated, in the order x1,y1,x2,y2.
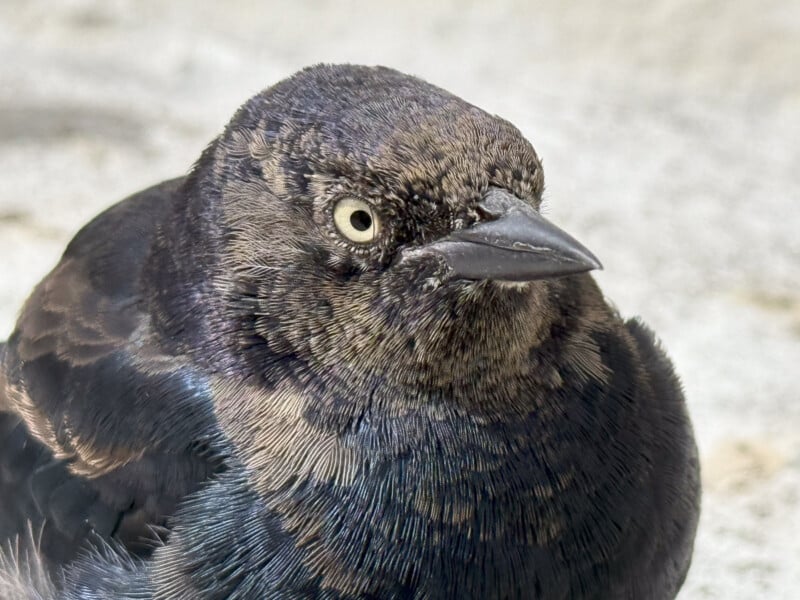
1,1,798,597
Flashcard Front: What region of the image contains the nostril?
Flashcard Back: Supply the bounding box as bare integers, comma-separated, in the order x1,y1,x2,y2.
475,203,498,222
477,187,518,220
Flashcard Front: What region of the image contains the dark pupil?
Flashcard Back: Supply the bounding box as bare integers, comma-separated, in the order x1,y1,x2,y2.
350,210,372,232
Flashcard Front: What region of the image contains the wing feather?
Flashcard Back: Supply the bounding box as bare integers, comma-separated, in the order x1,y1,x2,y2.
0,179,225,568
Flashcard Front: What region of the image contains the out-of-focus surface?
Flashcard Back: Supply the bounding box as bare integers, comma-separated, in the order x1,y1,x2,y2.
1,1,798,597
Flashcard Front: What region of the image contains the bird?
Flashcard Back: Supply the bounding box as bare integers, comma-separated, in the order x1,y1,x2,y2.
0,64,700,599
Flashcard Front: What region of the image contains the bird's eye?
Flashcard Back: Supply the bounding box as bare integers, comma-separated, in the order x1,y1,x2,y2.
333,197,381,243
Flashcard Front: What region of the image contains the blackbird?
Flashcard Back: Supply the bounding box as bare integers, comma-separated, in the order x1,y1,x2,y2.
0,64,700,599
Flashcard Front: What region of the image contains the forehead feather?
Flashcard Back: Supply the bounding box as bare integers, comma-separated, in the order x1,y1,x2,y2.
224,64,544,203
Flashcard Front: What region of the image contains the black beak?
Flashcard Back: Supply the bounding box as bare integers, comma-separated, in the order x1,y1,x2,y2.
419,188,602,282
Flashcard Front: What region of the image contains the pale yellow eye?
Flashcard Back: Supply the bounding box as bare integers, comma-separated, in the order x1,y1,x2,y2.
332,197,381,243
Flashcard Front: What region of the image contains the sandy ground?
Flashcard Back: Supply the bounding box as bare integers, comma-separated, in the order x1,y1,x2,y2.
1,1,798,597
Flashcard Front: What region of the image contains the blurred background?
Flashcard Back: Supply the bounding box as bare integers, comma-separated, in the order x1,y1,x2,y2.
1,0,798,597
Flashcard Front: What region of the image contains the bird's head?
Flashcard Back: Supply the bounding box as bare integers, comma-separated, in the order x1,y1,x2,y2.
187,65,601,392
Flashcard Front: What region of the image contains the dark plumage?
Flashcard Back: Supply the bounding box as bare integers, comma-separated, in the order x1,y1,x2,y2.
0,64,699,599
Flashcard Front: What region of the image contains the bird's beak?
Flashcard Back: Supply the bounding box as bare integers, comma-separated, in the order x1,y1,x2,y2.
421,188,602,282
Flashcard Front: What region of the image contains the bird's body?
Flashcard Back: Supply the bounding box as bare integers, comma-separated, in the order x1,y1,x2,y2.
0,65,699,599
